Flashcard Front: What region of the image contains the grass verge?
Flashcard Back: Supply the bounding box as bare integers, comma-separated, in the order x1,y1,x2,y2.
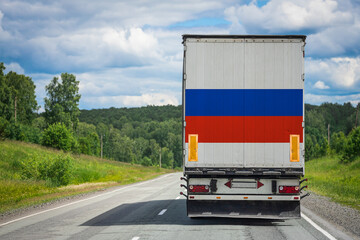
305,155,360,211
0,140,174,214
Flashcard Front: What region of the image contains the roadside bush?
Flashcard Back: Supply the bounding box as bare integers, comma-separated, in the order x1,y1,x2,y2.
141,156,152,166
341,127,360,163
42,123,75,151
20,154,73,186
44,155,73,186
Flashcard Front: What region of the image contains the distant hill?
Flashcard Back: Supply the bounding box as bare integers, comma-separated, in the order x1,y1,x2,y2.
79,105,182,168
79,105,181,127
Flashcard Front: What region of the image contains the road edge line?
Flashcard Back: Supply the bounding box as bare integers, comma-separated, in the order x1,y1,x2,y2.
301,213,337,240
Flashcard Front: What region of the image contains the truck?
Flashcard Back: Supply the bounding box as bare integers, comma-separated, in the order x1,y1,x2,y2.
180,35,308,219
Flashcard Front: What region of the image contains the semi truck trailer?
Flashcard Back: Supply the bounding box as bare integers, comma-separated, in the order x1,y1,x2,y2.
180,35,308,219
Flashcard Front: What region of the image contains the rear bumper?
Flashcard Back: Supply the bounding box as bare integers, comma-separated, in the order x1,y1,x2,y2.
188,195,300,201
187,200,300,219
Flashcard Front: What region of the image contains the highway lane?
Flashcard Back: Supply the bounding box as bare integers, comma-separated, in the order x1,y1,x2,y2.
0,172,352,240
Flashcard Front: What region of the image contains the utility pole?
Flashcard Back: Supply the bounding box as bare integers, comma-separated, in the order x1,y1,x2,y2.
328,123,330,145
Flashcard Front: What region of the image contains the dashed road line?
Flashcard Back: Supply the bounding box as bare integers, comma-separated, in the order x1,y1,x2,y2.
131,237,140,240
302,213,337,240
176,196,180,199
158,209,167,215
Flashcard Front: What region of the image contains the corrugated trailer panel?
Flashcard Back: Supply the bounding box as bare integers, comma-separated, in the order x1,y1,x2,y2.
183,36,305,171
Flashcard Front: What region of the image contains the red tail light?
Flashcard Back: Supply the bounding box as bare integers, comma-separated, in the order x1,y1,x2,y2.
189,185,209,193
279,185,299,194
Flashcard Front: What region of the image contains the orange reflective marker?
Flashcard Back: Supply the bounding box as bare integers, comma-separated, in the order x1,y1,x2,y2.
188,134,198,162
290,135,300,162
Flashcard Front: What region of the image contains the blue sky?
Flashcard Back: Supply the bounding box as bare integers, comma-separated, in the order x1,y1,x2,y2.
0,0,360,111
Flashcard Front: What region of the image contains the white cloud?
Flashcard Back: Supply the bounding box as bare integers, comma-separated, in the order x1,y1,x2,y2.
23,27,163,72
306,57,360,88
0,0,225,36
102,27,160,58
123,93,179,106
4,62,24,74
0,10,12,40
314,81,330,89
83,93,179,109
225,0,353,33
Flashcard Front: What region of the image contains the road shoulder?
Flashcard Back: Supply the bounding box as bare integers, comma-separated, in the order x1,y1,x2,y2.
302,191,360,239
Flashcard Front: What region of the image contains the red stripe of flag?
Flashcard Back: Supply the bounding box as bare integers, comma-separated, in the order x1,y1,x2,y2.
185,116,303,143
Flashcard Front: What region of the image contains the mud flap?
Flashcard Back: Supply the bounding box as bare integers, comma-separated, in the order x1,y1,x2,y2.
187,200,300,219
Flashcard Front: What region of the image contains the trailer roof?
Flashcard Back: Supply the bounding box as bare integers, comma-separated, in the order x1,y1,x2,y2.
182,34,306,42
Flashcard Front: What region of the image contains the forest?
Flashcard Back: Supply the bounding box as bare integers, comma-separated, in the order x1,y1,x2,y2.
1,62,360,168
305,102,360,162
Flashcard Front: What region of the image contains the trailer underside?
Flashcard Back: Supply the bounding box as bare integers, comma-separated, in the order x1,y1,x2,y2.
187,199,301,219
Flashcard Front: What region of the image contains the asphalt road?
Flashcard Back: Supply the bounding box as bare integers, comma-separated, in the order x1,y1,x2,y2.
0,173,353,240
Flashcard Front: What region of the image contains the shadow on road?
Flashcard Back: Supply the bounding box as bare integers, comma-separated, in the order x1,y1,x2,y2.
81,199,289,227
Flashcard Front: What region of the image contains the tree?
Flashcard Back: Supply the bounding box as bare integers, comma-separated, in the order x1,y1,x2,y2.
109,128,135,162
330,131,346,154
76,122,100,156
305,135,314,161
0,63,12,121
160,147,174,168
44,73,81,130
0,63,38,124
168,132,182,168
96,122,109,158
42,122,76,151
133,137,149,163
5,71,38,123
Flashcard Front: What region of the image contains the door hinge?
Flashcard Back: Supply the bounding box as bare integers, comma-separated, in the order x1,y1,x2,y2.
183,73,187,81
302,73,305,81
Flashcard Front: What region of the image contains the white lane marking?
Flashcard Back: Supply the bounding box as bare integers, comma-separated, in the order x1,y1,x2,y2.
302,213,337,240
0,174,173,227
131,237,140,240
158,209,167,215
176,196,180,199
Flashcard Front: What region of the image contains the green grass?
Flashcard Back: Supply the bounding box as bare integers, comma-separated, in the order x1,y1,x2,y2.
0,140,173,214
305,155,360,210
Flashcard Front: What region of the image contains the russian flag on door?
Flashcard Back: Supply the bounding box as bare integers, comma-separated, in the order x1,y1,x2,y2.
185,89,303,143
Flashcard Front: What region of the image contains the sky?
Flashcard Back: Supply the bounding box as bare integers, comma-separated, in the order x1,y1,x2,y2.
0,0,360,111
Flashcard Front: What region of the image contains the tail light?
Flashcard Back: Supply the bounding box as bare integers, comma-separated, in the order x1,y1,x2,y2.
279,185,299,194
189,185,209,193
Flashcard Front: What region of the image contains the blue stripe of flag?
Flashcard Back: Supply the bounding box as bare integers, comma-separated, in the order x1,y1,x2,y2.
185,89,303,116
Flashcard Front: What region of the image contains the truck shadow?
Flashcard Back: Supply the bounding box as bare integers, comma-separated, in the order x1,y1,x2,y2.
81,199,291,227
